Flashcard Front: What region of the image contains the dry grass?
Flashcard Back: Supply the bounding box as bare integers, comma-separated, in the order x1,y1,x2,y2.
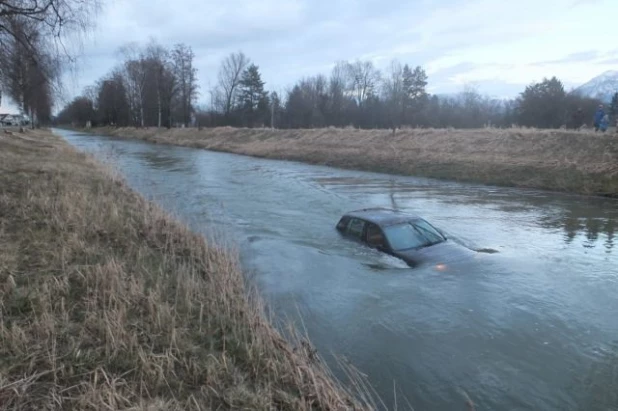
0,129,375,410
100,126,618,197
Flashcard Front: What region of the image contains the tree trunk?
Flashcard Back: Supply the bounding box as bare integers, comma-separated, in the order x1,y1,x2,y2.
157,89,162,128
29,107,35,129
156,71,162,128
271,102,274,129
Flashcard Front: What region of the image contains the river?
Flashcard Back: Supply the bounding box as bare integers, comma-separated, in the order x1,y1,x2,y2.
56,129,618,411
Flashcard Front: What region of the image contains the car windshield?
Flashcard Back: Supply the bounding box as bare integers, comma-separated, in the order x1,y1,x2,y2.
383,219,446,251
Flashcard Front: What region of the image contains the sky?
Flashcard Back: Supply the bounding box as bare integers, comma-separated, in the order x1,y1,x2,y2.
2,0,618,113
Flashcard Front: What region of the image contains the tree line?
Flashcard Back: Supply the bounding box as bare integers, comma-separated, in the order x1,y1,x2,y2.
57,46,611,130
56,40,198,129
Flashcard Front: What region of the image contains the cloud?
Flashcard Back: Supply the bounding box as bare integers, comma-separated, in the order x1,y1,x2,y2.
598,57,618,65
61,0,618,106
426,62,481,91
569,0,604,6
533,51,601,66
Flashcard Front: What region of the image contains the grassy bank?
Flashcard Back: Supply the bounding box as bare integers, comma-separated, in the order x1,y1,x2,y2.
0,129,372,410
97,126,618,197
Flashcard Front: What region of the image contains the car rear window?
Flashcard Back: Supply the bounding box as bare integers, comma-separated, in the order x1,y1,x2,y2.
337,216,350,230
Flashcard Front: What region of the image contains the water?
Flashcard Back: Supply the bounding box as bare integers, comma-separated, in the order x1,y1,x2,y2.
56,129,618,411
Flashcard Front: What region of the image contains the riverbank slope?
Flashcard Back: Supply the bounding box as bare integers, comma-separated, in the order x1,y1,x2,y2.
97,126,618,197
0,129,370,410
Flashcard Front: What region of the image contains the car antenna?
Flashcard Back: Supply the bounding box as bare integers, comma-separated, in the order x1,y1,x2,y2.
389,178,400,210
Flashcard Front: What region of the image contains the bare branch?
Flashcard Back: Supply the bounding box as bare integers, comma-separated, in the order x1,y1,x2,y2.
1,0,100,124
217,51,250,116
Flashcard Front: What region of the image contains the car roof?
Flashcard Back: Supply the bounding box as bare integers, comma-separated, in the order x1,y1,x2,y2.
343,207,421,227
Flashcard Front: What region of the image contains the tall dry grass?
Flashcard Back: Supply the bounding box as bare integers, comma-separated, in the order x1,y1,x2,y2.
100,126,618,196
0,129,375,410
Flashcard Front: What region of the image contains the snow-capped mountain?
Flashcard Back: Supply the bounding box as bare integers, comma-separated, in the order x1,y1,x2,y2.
574,70,618,102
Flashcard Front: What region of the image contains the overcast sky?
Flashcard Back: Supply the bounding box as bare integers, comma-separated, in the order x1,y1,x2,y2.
2,0,617,113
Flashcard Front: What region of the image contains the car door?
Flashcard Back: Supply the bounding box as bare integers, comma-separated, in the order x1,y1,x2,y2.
364,222,391,254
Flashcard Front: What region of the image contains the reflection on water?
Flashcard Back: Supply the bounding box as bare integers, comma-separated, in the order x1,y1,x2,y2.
57,129,618,411
317,176,618,251
137,151,198,174
555,213,616,251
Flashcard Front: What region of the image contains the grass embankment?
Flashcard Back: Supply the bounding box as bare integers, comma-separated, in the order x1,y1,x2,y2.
99,126,618,197
0,129,372,410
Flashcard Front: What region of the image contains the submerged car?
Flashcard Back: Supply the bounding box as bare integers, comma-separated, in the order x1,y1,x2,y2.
336,208,474,268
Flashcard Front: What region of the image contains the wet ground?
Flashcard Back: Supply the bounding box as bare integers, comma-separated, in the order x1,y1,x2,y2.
58,129,618,410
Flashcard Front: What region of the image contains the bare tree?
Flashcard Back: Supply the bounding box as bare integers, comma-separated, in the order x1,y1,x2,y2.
285,75,330,128
0,1,98,35
115,40,180,128
83,85,98,107
171,43,197,127
1,0,98,66
96,69,129,126
118,43,149,127
57,39,199,129
0,17,59,126
345,60,381,107
382,60,405,129
1,0,100,120
327,61,349,126
217,51,250,116
210,86,225,113
145,39,176,128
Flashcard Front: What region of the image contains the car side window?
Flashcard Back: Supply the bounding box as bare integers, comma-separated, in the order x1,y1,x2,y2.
336,216,350,230
365,223,387,249
346,218,365,239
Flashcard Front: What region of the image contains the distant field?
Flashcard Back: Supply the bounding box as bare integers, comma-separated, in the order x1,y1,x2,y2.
97,126,618,197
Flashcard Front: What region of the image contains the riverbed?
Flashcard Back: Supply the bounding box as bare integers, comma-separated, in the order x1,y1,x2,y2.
57,129,618,411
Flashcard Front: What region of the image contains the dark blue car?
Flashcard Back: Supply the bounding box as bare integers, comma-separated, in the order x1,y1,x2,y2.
336,208,474,268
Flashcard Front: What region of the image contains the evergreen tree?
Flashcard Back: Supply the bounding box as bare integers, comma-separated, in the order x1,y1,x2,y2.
402,65,428,126
238,64,268,127
610,92,618,117
517,77,566,128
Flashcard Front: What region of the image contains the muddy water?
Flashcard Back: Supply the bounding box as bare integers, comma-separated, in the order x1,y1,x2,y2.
57,129,618,411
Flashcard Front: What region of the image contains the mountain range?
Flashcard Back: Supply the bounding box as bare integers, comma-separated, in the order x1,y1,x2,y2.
574,70,618,102
434,71,618,102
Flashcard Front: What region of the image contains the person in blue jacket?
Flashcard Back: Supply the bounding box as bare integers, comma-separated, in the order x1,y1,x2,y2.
593,104,605,131
600,114,609,132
